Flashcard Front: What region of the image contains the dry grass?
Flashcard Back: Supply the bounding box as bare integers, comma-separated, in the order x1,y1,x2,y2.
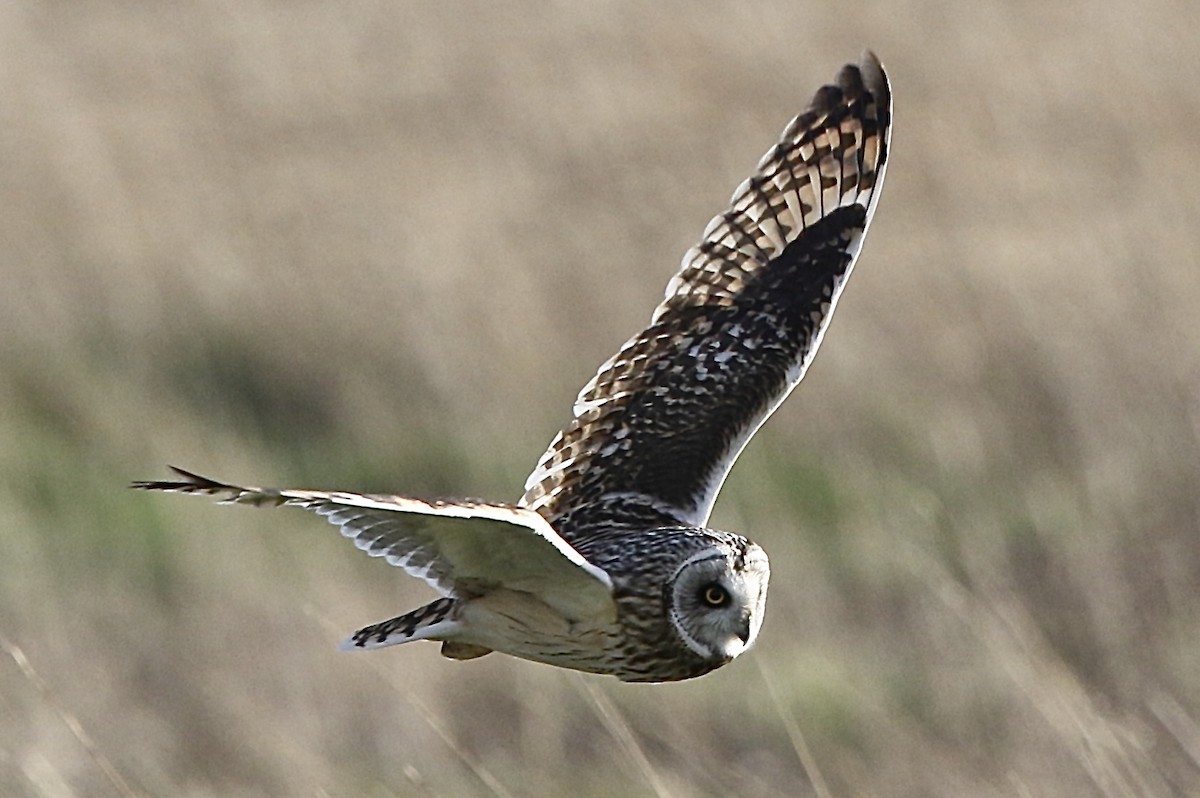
1,1,1198,795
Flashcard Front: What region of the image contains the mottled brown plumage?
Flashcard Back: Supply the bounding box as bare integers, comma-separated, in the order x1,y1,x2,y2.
133,53,891,682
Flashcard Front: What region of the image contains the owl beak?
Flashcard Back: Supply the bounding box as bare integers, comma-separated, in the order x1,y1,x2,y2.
736,616,752,645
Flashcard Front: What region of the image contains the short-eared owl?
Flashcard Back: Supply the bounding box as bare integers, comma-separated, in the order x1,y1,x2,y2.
134,54,891,682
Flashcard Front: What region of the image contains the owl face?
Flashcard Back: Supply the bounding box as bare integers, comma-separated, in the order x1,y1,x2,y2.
666,541,770,663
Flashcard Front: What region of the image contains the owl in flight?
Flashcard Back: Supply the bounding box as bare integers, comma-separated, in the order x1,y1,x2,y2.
135,53,891,682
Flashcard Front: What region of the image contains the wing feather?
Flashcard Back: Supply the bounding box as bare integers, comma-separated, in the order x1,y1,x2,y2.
521,53,891,533
133,467,614,623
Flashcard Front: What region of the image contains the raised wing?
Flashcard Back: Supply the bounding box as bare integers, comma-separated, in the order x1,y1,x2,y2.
521,53,891,533
133,467,614,623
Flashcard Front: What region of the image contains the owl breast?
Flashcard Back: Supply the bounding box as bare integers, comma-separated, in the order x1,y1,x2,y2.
609,587,730,682
452,589,619,674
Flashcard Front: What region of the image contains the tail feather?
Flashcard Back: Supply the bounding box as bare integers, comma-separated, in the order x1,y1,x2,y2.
339,597,461,651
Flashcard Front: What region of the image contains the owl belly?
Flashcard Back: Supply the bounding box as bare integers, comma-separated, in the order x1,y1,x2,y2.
454,589,618,674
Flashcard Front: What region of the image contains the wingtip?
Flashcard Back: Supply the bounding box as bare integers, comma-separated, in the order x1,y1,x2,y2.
818,52,890,124
857,50,890,108
129,465,216,492
337,636,365,652
130,465,177,490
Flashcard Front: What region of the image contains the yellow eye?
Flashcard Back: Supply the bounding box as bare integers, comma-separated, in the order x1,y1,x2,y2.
701,585,729,607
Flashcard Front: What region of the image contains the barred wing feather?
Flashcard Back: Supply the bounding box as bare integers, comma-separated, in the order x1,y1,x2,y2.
134,467,615,624
521,53,891,534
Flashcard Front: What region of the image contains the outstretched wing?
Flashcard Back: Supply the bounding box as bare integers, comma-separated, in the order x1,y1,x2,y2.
133,467,614,623
521,53,891,532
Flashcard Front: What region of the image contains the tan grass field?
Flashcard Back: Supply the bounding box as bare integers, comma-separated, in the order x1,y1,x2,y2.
1,2,1198,796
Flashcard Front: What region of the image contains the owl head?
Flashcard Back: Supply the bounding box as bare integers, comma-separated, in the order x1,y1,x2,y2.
666,538,770,663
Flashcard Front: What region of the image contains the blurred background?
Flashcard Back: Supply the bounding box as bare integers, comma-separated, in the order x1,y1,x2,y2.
1,1,1198,796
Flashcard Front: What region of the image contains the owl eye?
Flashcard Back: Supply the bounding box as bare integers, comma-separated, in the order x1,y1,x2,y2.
700,584,729,607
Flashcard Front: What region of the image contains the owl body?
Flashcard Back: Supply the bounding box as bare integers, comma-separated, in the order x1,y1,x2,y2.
357,524,768,682
133,54,890,682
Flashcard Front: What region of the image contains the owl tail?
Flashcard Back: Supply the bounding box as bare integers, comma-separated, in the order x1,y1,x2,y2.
339,597,465,651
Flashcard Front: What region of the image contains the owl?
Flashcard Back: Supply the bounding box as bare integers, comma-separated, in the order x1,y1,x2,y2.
134,53,891,682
